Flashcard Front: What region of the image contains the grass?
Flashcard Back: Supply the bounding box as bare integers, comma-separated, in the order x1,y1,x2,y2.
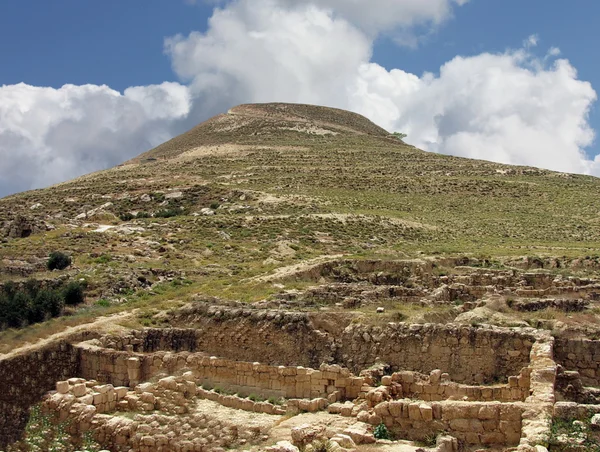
548,415,600,451
5,405,103,452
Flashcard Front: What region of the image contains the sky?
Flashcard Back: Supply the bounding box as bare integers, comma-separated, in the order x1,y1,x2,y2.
0,0,599,197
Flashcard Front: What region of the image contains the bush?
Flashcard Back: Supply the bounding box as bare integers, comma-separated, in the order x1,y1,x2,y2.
374,423,391,440
6,291,30,328
0,278,86,330
35,290,63,318
119,212,135,221
63,281,85,306
47,251,71,271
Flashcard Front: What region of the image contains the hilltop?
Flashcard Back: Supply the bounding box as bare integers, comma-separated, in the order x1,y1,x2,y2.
1,103,600,451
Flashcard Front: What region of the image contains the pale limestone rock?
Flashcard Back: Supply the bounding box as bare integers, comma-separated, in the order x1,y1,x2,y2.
343,422,376,445
330,434,356,449
56,381,70,394
72,383,87,397
266,441,300,452
291,424,326,446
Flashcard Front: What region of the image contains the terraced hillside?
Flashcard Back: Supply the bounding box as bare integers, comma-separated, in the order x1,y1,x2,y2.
1,103,600,451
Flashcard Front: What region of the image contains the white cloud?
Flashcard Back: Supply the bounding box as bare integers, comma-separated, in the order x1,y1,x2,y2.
351,52,597,175
278,0,469,33
0,0,597,197
0,82,190,196
524,34,539,48
166,0,371,108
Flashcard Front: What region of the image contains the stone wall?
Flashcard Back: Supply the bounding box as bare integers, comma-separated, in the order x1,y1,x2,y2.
105,312,335,369
389,369,530,402
0,342,79,447
338,324,534,384
554,338,600,387
371,400,523,446
122,314,535,386
77,341,365,400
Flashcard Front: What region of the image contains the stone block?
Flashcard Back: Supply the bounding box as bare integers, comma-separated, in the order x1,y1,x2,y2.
408,403,421,420
72,383,87,397
419,404,433,421
56,381,70,394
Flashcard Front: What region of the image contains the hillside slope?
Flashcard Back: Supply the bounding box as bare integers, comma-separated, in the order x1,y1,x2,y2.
1,102,600,347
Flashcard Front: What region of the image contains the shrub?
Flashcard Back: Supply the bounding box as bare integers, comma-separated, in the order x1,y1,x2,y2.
374,423,390,440
6,291,30,328
63,281,85,306
35,290,64,318
0,279,87,331
27,295,47,324
47,251,71,271
119,212,135,221
155,208,183,218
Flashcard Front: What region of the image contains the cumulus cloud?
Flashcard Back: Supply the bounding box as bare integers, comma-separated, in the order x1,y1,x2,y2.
0,0,597,197
0,82,190,196
351,52,597,174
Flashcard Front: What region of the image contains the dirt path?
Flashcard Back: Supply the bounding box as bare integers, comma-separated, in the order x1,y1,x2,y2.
0,310,135,359
246,254,345,283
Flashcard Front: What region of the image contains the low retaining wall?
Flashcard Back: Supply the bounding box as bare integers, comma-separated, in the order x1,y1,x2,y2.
370,400,523,446
77,341,365,400
390,369,530,402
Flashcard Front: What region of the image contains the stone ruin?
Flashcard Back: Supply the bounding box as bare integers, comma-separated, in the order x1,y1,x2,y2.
2,259,600,451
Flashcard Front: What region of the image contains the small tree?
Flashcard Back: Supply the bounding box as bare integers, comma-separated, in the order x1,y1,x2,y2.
6,291,30,328
392,132,407,140
47,251,71,271
35,290,63,318
63,281,85,306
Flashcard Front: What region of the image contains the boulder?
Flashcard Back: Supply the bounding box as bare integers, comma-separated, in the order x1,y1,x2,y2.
266,441,300,452
343,422,376,444
291,424,326,446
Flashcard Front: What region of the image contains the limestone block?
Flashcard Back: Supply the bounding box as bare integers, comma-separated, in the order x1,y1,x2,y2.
430,369,443,384
291,424,325,446
374,401,390,417
72,383,87,397
115,387,129,400
449,419,470,432
419,404,433,421
408,403,422,420
481,432,505,445
357,411,370,423
330,434,356,449
478,404,499,420
80,394,94,405
56,381,70,394
368,414,382,425
343,422,376,445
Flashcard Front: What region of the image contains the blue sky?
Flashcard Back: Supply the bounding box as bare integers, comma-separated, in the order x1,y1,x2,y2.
0,0,599,196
